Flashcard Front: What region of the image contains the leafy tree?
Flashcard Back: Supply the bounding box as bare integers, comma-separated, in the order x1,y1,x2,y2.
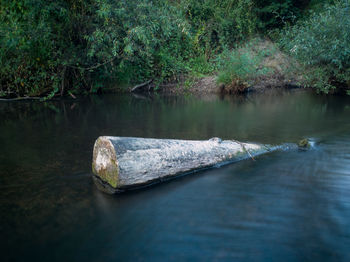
279,0,350,93
180,0,257,54
0,0,195,97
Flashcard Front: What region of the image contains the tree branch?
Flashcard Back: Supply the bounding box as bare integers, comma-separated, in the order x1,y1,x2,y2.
66,56,118,71
131,79,153,92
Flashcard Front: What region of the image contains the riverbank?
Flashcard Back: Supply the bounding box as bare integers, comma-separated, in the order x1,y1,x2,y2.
0,36,343,100
131,39,305,95
2,1,348,99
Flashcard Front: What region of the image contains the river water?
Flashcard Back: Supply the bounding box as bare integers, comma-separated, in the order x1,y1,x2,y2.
1,90,350,261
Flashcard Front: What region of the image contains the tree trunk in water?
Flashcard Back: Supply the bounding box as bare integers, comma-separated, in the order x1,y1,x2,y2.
92,136,282,194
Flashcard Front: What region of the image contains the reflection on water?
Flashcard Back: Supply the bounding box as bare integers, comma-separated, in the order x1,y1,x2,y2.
1,89,350,261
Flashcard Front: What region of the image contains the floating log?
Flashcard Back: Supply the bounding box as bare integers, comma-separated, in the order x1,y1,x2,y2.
92,136,292,194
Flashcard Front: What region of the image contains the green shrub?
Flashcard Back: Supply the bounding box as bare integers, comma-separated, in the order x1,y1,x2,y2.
181,0,257,53
278,0,350,93
216,40,270,92
0,0,108,97
188,55,216,76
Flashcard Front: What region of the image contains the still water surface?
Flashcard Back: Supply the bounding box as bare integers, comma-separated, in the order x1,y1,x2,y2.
1,90,350,261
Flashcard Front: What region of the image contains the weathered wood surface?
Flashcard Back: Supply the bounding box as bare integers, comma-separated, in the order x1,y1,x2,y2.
92,136,285,194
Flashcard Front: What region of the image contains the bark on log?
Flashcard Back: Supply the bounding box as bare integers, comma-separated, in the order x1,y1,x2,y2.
92,136,287,194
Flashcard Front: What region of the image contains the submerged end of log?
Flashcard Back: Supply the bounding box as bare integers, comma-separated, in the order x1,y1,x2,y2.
92,137,120,191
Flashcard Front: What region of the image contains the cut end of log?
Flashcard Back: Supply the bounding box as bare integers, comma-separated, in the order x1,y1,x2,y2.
92,136,120,189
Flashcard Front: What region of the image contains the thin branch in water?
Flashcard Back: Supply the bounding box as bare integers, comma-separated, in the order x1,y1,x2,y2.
231,139,256,161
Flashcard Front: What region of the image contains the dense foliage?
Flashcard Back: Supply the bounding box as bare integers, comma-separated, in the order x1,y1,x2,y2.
279,0,350,93
0,0,196,98
0,0,347,97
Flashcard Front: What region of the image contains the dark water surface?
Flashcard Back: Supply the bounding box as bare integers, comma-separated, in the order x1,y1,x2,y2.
1,90,350,261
